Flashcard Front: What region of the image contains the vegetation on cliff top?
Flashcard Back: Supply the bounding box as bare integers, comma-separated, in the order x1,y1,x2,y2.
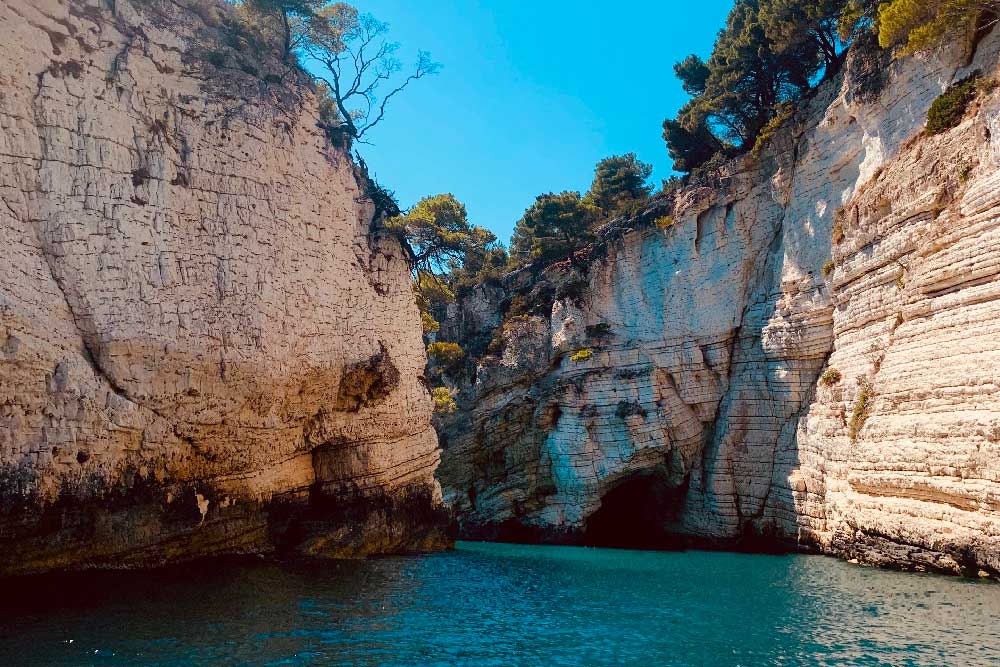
253,0,994,412
229,0,439,145
663,0,996,174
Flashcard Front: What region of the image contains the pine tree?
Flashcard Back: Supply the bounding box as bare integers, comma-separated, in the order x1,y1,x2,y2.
586,154,653,218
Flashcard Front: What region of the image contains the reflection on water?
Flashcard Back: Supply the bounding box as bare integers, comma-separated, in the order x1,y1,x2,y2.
0,541,998,666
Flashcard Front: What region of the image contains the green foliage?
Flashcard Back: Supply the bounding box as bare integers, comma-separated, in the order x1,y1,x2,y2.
427,341,465,369
446,232,508,298
849,377,873,441
569,348,594,362
959,164,974,182
431,386,457,414
926,74,984,135
509,192,600,265
838,0,881,40
235,0,326,61
662,117,724,173
420,311,440,335
820,367,842,386
822,259,836,277
233,1,438,141
655,216,676,229
387,194,491,275
663,0,875,173
585,153,653,218
760,0,848,72
413,271,454,336
674,55,711,96
752,102,794,156
877,0,997,53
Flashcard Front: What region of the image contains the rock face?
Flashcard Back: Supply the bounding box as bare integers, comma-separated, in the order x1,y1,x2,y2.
0,0,448,576
438,33,1000,575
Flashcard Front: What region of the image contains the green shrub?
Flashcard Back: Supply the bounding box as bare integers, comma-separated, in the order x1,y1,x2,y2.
927,75,982,135
421,311,440,335
432,387,457,414
822,260,835,278
569,348,593,363
427,341,465,368
959,164,973,183
820,367,842,386
849,377,873,441
752,103,793,156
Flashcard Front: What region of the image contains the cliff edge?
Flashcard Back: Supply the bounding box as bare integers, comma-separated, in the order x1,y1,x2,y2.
0,0,448,576
438,30,1000,577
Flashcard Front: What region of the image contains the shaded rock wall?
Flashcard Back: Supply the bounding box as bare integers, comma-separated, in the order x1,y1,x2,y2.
438,33,1000,575
0,0,447,575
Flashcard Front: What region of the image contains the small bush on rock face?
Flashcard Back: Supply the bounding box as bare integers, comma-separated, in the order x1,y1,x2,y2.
655,215,675,230
927,74,982,135
822,259,836,278
569,348,593,362
849,376,873,441
420,311,440,335
820,367,842,386
427,341,465,368
752,103,794,157
432,387,457,414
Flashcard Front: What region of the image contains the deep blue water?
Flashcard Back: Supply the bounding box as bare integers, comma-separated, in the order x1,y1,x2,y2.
1,541,998,666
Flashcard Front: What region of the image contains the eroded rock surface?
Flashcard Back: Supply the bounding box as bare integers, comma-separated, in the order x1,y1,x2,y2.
438,33,1000,575
0,0,447,575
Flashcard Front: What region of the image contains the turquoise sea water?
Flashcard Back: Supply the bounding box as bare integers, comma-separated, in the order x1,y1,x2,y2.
1,541,998,667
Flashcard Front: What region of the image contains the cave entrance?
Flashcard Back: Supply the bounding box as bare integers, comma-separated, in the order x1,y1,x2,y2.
583,473,688,550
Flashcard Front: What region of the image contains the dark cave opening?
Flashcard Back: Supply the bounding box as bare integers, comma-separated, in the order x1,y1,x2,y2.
583,473,689,550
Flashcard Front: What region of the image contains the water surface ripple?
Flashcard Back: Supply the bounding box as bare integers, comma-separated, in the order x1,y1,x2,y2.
1,541,998,666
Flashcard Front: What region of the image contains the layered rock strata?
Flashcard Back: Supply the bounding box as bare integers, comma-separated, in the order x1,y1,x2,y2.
438,33,1000,576
0,0,447,576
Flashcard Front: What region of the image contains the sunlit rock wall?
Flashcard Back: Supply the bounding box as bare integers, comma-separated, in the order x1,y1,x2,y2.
438,32,1000,575
0,0,447,575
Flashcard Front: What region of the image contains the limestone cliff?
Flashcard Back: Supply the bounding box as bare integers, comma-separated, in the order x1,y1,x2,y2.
0,0,448,576
438,32,1000,576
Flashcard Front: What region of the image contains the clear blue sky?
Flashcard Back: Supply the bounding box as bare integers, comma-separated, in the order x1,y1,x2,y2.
351,1,732,245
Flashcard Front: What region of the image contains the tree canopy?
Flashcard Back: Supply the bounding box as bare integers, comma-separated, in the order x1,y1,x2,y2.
386,194,504,336
662,0,862,174
662,0,994,174
234,1,438,142
509,192,600,265
663,0,842,173
585,153,653,219
877,0,998,53
385,194,496,276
